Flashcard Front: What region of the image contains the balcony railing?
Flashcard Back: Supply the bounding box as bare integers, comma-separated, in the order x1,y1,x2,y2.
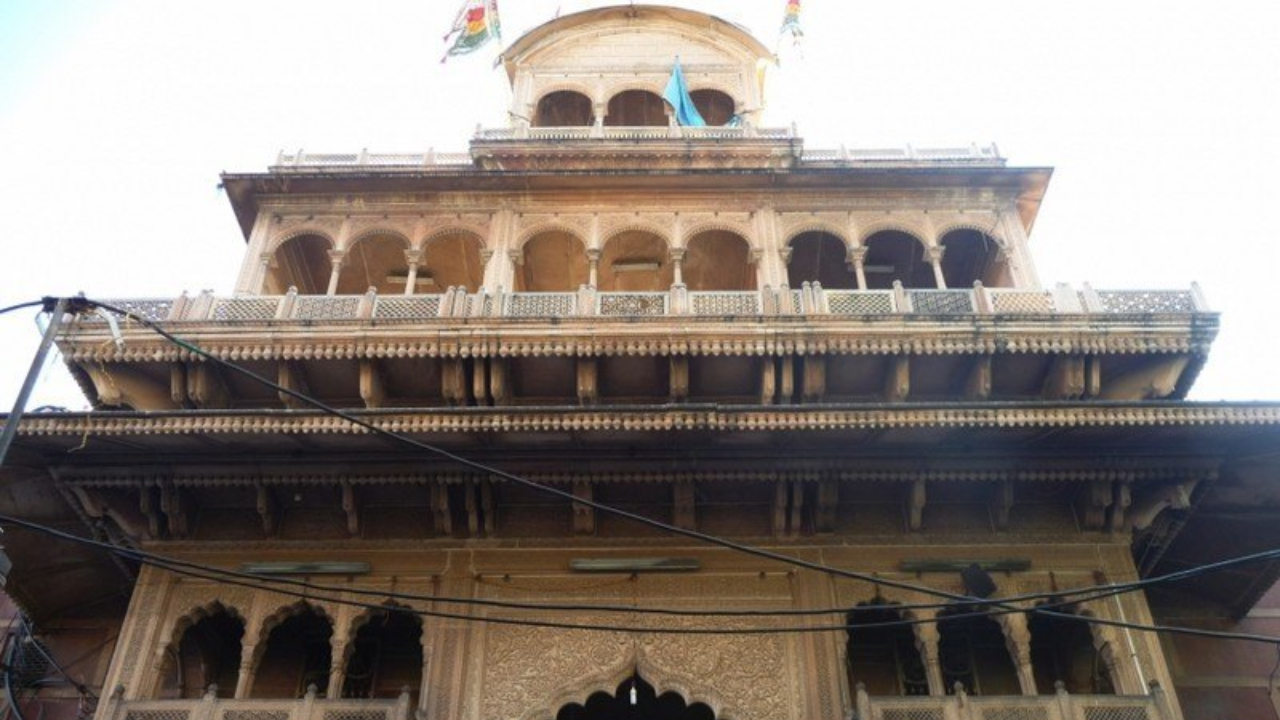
78,283,1208,327
856,684,1175,720
101,687,414,720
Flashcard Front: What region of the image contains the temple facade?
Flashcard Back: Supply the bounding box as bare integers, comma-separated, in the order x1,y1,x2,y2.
4,6,1280,720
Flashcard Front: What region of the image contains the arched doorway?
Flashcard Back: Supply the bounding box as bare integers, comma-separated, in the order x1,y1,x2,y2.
684,231,756,291
605,90,668,127
266,234,332,295
518,231,589,291
159,605,244,699
846,603,929,696
536,91,595,127
343,606,424,700
690,90,735,126
862,231,934,289
251,604,333,698
337,233,411,295
787,232,857,289
1028,606,1114,695
599,231,672,292
936,610,1020,696
422,232,485,293
555,675,715,720
940,229,1010,288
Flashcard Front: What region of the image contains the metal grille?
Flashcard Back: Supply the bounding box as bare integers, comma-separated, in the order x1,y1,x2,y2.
504,293,577,317
689,292,761,316
909,290,974,314
880,709,944,720
222,710,291,720
294,296,361,320
990,291,1055,314
827,290,896,315
790,289,805,313
374,296,442,320
980,707,1049,720
210,298,279,322
125,712,192,720
1095,290,1196,313
1082,707,1150,720
87,299,176,323
598,293,668,317
321,711,389,720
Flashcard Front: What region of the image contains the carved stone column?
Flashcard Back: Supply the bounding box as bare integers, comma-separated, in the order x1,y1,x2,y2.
670,248,686,287
234,644,257,699
403,249,424,295
326,251,346,296
848,247,868,290
258,253,276,294
927,247,947,289
1000,613,1038,696
913,614,945,696
587,249,601,288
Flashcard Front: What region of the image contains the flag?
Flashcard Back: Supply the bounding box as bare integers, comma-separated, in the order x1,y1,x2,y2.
442,0,502,63
780,0,803,46
662,58,706,127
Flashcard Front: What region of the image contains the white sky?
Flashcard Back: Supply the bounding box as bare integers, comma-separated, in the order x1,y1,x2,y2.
1,0,1277,409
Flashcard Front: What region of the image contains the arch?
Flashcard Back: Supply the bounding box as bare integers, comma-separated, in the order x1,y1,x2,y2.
421,229,485,293
787,231,858,290
605,89,668,127
689,89,736,127
936,607,1021,696
598,230,673,292
939,228,1011,289
862,230,935,290
535,90,596,127
518,229,590,292
267,226,337,257
342,604,424,700
525,650,727,720
555,675,715,720
251,601,334,699
336,232,411,295
1028,604,1116,695
846,601,930,697
684,229,757,291
266,233,333,295
157,601,245,699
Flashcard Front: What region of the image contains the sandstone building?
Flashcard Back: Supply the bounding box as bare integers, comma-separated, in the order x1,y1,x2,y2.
3,6,1280,720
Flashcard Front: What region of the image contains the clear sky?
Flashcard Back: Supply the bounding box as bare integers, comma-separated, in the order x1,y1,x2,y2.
1,0,1277,409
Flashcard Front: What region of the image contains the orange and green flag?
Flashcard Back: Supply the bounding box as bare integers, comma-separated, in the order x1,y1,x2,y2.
442,0,502,63
780,0,803,45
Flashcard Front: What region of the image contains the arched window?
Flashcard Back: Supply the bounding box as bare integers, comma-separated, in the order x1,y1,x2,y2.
787,232,857,289
343,606,424,700
266,234,332,295
1028,606,1114,695
690,90,735,126
605,90,668,127
252,605,333,698
599,231,672,292
337,234,411,296
159,606,244,699
555,675,715,720
940,229,1009,288
518,231,589,291
937,610,1020,696
684,230,756,291
862,231,935,289
535,91,595,127
846,603,929,697
422,232,485,293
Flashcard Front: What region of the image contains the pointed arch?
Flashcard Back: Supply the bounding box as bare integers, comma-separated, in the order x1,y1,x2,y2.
250,600,335,699
156,601,245,699
1028,603,1117,695
525,649,727,720
342,603,424,700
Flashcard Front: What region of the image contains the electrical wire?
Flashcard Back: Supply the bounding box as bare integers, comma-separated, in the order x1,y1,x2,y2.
0,301,44,317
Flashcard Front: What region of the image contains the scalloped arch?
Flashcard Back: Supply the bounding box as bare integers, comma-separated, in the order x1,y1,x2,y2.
936,222,1009,249
859,223,929,248
683,223,756,249
784,224,852,249
422,226,487,250
517,223,590,251
268,227,337,256
523,649,729,720
163,599,246,654
601,223,674,249
343,226,413,252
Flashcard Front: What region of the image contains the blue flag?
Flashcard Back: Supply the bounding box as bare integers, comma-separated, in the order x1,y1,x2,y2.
663,58,706,128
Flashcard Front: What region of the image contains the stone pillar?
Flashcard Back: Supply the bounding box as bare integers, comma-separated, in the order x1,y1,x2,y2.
404,249,424,295
257,253,276,295
326,251,345,296
1001,613,1038,696
928,247,947,289
913,615,945,696
670,248,686,287
849,247,868,290
234,644,257,699
587,249,601,288
592,103,606,138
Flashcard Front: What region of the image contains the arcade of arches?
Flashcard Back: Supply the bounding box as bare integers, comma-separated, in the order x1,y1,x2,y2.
531,89,737,128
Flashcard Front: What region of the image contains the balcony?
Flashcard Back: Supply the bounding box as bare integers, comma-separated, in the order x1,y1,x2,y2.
857,684,1175,720
103,689,415,720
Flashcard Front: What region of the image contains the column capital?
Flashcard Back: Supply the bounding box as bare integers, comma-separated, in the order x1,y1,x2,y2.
327,249,347,267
